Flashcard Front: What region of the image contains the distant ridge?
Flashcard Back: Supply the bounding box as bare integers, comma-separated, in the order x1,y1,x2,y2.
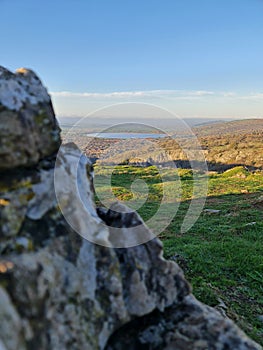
194,119,228,127
193,118,263,137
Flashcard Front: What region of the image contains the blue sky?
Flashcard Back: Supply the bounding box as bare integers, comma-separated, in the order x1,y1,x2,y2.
1,0,263,118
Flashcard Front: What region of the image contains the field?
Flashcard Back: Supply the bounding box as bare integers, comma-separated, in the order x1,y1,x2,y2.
94,164,263,345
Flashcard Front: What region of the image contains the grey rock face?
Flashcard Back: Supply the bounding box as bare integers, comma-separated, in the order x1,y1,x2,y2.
0,66,61,170
0,66,261,349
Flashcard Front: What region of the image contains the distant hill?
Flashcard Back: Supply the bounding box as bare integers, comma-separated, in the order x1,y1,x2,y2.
193,119,263,137
158,119,263,171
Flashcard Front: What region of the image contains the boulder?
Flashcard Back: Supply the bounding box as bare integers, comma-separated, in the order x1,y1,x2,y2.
0,66,61,170
0,66,261,349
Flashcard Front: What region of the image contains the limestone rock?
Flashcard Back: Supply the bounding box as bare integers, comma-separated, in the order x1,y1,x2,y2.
0,287,26,350
54,143,109,246
0,66,61,170
106,295,261,350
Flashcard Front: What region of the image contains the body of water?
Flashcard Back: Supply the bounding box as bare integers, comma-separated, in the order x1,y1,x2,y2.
86,132,167,139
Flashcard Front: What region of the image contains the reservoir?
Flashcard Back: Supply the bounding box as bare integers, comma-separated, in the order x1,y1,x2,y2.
86,132,167,139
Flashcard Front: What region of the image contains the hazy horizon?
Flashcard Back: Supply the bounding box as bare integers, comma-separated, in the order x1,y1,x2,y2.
58,115,261,134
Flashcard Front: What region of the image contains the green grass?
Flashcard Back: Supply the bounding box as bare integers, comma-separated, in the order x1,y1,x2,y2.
94,165,263,345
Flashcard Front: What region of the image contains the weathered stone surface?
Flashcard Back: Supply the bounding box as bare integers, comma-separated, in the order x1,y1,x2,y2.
106,295,260,349
0,287,26,350
0,187,30,238
0,66,61,170
0,66,261,350
97,202,155,248
54,143,109,246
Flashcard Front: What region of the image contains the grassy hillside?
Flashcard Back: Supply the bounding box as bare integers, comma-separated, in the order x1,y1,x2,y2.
94,165,263,345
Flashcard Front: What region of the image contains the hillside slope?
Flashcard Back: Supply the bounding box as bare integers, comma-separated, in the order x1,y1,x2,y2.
159,120,263,170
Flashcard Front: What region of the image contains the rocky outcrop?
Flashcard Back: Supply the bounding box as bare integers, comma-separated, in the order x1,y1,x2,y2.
0,66,261,350
0,67,60,170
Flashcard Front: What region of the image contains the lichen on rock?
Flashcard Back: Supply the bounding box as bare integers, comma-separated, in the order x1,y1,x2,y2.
0,66,61,170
